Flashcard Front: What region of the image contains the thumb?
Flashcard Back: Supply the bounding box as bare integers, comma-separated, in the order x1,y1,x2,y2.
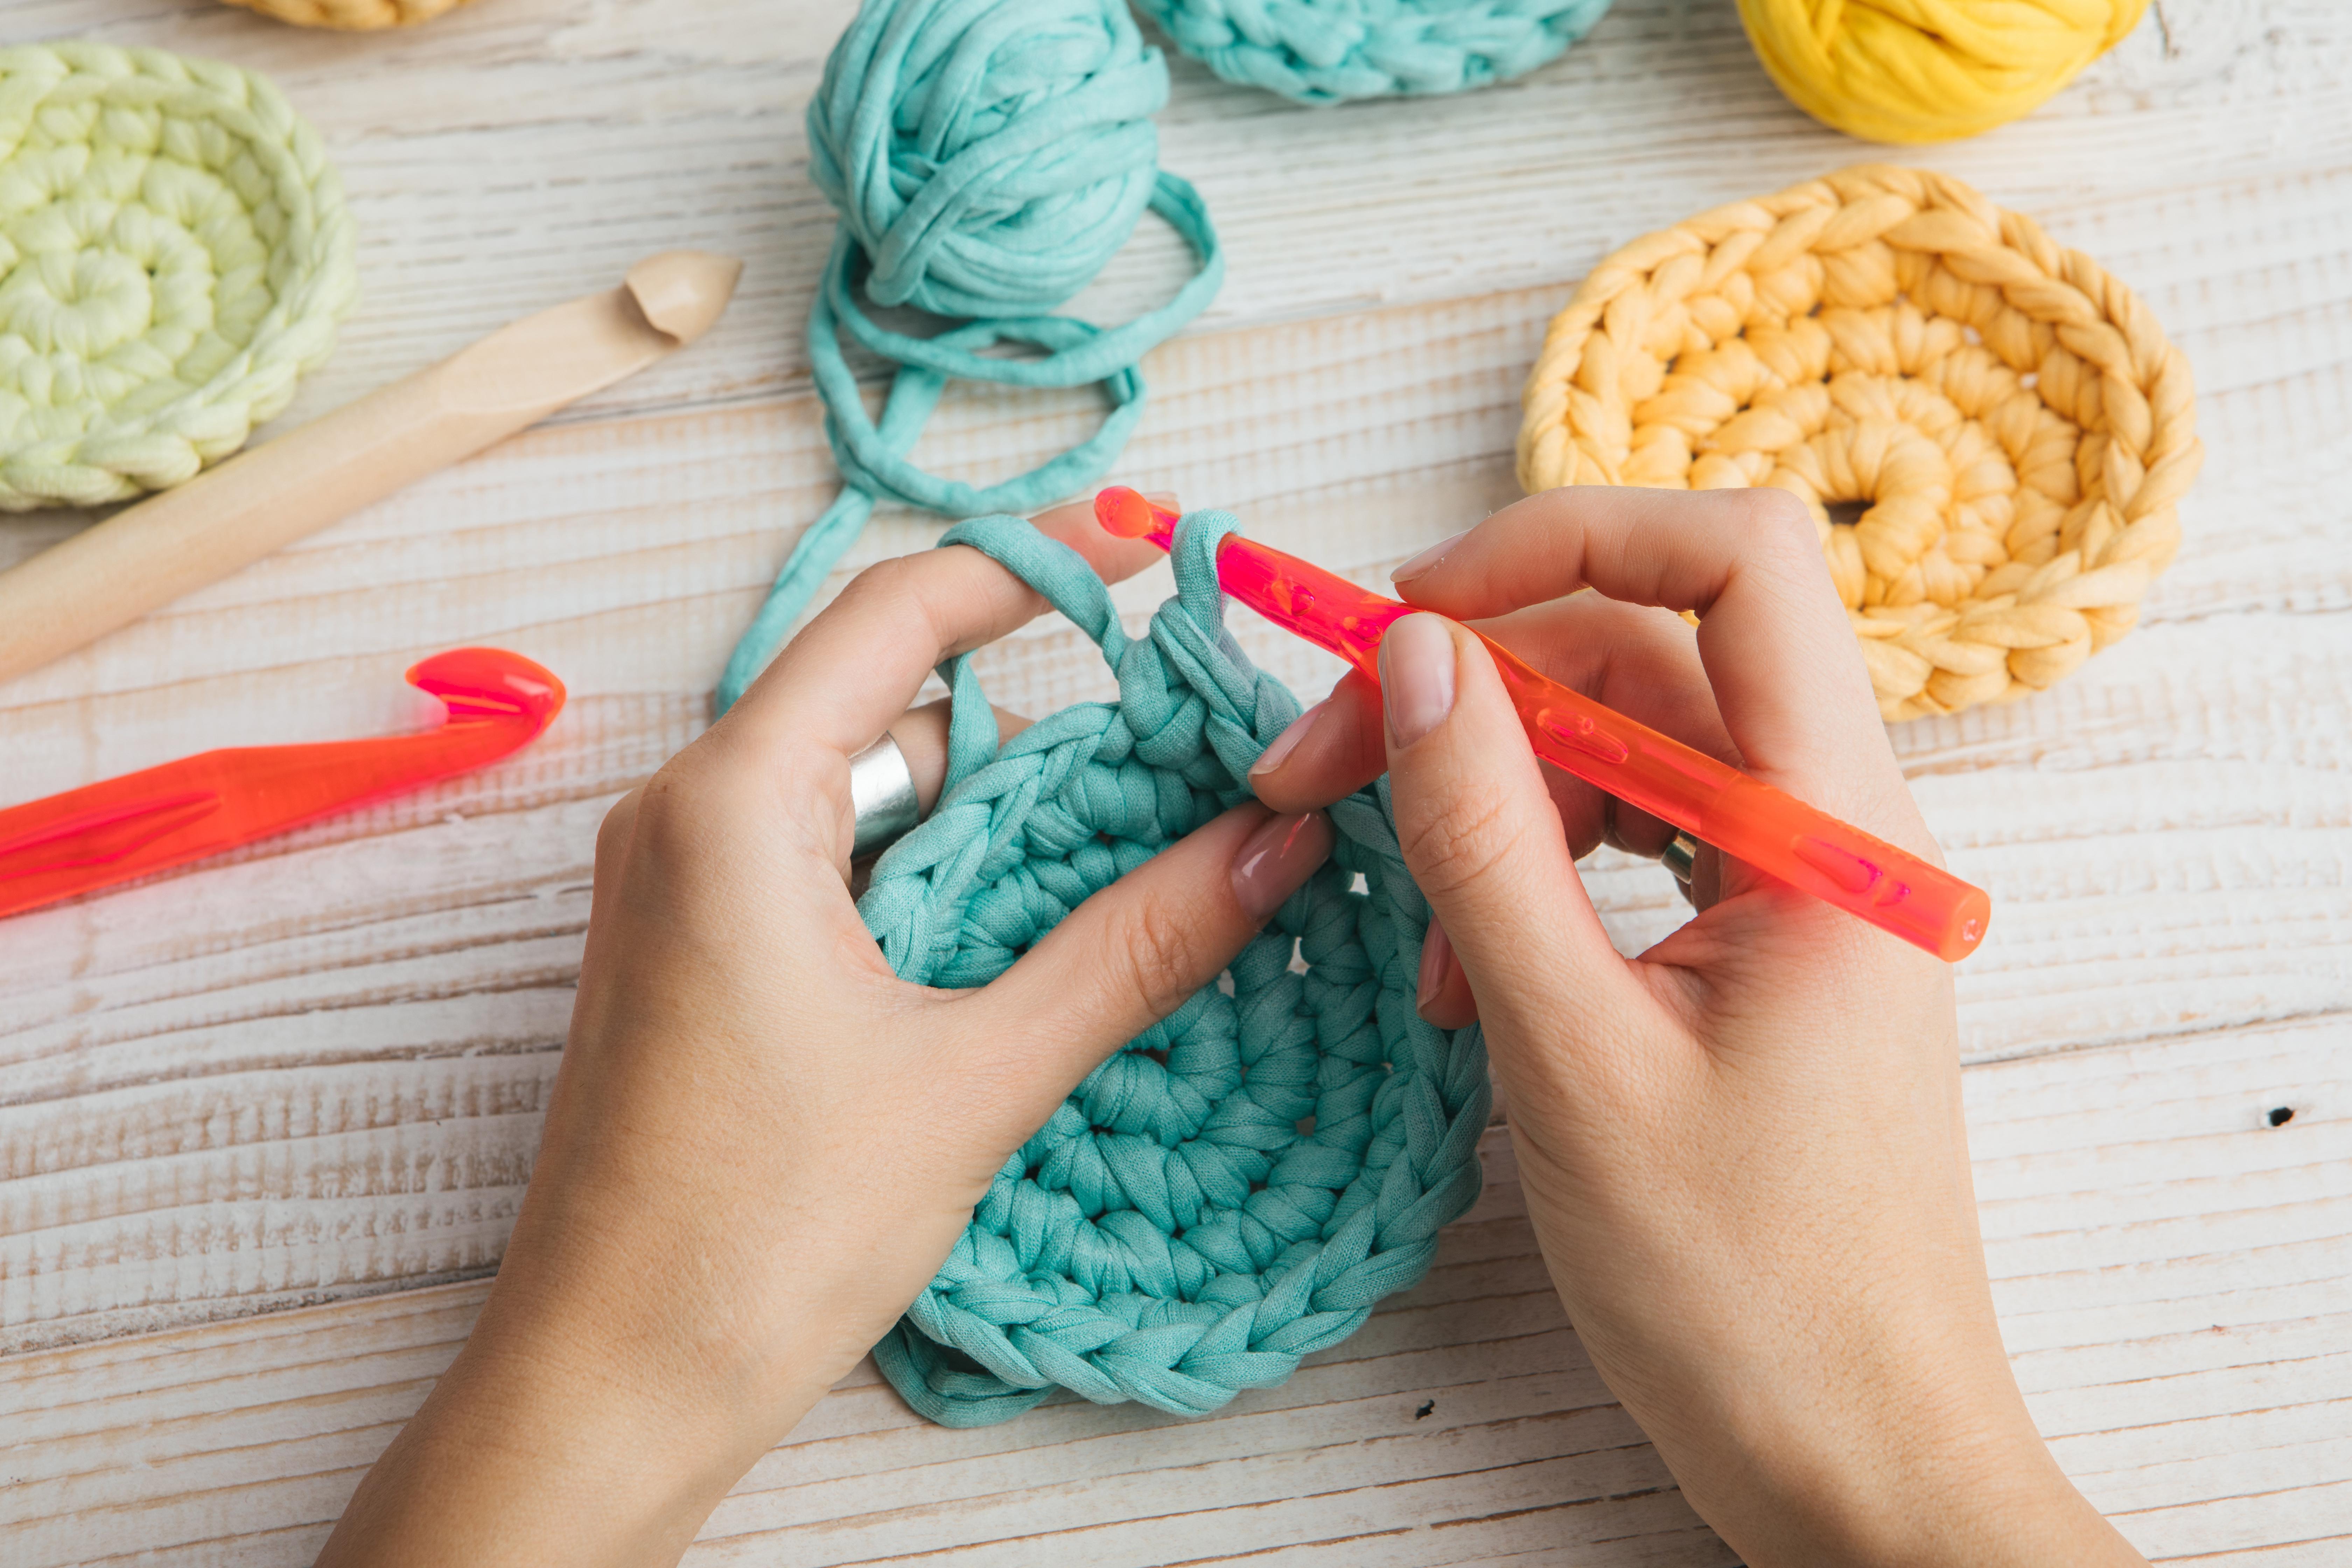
1378,614,1641,1042
962,804,1334,1099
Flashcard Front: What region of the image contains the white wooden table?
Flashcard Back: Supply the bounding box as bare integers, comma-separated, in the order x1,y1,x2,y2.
4,1,2347,1561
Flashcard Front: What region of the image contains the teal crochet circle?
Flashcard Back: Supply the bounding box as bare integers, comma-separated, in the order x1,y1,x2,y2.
859,511,1490,1427
1136,0,1616,103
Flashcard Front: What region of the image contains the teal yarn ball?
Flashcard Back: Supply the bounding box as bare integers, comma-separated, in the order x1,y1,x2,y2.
809,0,1161,318
717,0,1223,715
859,510,1490,1426
1134,0,1616,103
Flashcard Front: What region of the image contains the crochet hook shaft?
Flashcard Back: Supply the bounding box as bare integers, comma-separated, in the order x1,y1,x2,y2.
0,251,740,690
1095,488,1989,962
0,648,564,920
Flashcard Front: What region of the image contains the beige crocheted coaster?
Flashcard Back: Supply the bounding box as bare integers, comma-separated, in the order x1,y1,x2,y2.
1517,166,2202,721
222,0,471,28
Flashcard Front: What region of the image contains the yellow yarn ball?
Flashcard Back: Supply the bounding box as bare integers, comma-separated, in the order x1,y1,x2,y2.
1735,0,2150,144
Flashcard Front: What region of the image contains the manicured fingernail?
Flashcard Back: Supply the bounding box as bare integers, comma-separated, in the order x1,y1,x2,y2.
1249,702,1325,778
1232,810,1332,921
1379,614,1456,749
1391,531,1467,585
1415,919,1453,1013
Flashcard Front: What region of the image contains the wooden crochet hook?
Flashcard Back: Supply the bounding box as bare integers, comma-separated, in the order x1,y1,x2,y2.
0,250,743,687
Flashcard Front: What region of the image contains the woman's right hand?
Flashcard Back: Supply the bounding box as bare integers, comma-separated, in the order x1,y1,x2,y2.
1248,486,2146,1568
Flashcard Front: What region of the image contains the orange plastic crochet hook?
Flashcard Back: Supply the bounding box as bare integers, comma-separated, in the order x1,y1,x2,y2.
1096,488,1989,961
0,648,565,920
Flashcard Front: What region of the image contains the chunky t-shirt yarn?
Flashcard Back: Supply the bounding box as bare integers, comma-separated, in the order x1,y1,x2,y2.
1736,0,2149,144
716,0,1223,714
858,511,1490,1426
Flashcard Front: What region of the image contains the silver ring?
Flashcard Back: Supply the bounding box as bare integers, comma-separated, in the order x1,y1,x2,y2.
1660,829,1700,884
849,733,922,857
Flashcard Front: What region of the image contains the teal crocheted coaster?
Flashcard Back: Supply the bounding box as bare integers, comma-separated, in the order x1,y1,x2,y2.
1135,0,1615,103
860,511,1490,1427
0,44,358,510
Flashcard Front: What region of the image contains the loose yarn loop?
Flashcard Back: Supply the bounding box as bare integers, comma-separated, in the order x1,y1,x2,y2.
1134,0,1613,104
1517,165,2201,721
1736,0,2148,144
0,44,357,511
859,512,1489,1426
715,0,1223,714
219,0,470,27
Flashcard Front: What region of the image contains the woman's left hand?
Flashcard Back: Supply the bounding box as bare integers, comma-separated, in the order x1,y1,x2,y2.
317,499,1335,1567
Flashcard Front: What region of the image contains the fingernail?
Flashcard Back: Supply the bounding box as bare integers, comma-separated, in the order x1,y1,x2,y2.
1231,811,1332,921
1249,701,1324,779
1391,531,1467,585
1415,919,1453,1013
1379,614,1456,749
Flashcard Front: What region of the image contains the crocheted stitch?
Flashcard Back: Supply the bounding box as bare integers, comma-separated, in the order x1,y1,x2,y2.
859,511,1489,1427
1517,166,2202,722
1737,0,2148,144
221,0,470,27
1135,0,1614,103
0,44,357,511
715,0,1223,714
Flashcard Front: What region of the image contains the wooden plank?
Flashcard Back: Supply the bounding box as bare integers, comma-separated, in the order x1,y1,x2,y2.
1,1020,2343,1563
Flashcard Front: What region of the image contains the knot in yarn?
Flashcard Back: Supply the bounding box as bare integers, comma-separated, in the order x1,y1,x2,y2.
0,44,357,510
857,510,1489,1427
1736,0,2149,144
1516,164,2202,721
1135,0,1613,103
717,0,1222,714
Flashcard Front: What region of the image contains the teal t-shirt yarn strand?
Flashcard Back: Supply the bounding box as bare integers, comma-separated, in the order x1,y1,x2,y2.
715,0,1223,714
1135,0,1615,104
856,509,1490,1426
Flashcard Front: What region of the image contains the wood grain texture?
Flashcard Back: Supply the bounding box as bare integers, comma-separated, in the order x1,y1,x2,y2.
2,1022,2342,1565
2,0,2347,1558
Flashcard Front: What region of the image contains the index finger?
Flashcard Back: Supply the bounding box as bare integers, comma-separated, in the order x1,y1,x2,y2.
716,494,1170,764
1390,486,1896,813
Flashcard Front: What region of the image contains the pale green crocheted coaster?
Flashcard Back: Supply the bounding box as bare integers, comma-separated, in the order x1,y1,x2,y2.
0,43,357,510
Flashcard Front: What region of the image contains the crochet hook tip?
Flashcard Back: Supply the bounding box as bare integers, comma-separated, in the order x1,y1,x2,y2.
1093,485,1177,546
403,647,567,730
623,250,743,344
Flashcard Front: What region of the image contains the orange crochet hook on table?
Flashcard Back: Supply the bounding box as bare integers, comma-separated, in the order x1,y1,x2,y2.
1095,488,1989,961
0,648,564,920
